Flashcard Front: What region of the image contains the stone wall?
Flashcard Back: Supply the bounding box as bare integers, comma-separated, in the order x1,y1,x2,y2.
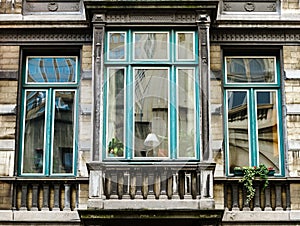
0,0,22,14
283,46,300,178
282,0,300,10
210,45,224,178
0,45,18,179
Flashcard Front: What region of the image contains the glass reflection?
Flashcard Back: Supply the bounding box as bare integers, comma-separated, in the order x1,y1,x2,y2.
52,91,75,174
227,91,250,173
134,32,169,60
107,69,125,157
134,68,169,157
23,90,47,174
108,32,125,60
226,58,275,83
178,69,195,158
257,91,280,172
177,32,194,60
27,57,76,83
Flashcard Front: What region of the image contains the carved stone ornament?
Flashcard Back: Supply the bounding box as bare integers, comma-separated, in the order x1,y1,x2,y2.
244,2,255,12
92,12,198,24
0,29,92,44
48,2,58,12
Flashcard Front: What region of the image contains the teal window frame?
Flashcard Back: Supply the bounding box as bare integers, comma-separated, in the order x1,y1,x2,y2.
103,29,200,161
19,56,80,176
224,56,284,176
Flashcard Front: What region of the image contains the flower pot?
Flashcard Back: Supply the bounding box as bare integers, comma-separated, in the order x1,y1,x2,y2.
267,169,275,176
233,169,244,176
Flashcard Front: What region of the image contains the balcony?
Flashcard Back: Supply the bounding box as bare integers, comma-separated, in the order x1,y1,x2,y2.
222,178,290,211
87,162,216,210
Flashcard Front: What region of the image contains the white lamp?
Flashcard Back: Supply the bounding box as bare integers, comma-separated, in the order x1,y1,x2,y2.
144,133,160,148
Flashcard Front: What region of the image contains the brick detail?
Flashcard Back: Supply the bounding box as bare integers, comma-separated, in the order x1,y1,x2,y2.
82,44,92,71
0,46,19,71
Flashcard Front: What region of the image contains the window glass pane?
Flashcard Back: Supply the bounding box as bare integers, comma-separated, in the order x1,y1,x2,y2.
257,91,280,172
134,32,169,60
134,68,169,158
52,91,75,174
178,69,195,158
177,32,195,60
107,68,125,158
27,57,77,83
22,90,47,174
108,32,126,60
227,91,249,173
226,57,275,83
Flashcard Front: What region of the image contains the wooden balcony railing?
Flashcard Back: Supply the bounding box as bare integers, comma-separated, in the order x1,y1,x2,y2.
87,162,216,210
221,178,290,211
13,178,88,211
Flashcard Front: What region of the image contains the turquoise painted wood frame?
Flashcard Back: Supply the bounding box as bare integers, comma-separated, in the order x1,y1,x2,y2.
19,56,80,176
103,29,201,161
223,56,284,176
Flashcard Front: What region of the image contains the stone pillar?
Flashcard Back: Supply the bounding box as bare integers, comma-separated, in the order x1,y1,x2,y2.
198,163,216,209
87,14,106,210
92,14,105,162
197,13,212,161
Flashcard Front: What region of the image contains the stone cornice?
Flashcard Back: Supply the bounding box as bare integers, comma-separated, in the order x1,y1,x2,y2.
211,29,300,44
0,28,92,44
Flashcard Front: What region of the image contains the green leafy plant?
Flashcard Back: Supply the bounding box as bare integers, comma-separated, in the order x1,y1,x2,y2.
240,164,270,204
107,138,124,157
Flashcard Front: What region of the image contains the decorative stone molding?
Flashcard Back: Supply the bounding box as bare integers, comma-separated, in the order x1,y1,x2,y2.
211,30,300,44
93,12,200,24
0,29,91,43
221,0,278,13
23,0,82,15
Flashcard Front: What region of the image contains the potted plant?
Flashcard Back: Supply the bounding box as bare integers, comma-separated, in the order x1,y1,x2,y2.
107,138,124,157
240,164,270,204
233,166,244,176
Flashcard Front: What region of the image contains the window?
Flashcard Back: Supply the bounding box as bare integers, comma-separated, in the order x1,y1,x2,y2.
104,30,200,160
224,56,284,176
19,56,79,176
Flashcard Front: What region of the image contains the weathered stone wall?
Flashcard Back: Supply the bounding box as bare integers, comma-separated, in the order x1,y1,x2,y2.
210,44,224,178
0,45,18,179
283,46,300,178
78,44,92,179
282,0,300,10
0,0,22,14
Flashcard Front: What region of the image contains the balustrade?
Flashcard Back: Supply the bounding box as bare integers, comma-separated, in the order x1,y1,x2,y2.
222,178,290,211
87,162,216,209
13,179,87,211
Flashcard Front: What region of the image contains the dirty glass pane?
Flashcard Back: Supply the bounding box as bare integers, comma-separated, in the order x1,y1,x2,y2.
26,57,77,83
134,32,169,60
134,68,169,157
107,68,125,158
178,69,195,158
108,32,126,60
177,32,195,60
256,91,280,172
22,90,47,174
226,57,276,83
227,90,250,173
52,91,75,174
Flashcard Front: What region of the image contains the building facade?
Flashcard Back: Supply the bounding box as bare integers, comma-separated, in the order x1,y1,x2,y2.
1,0,300,225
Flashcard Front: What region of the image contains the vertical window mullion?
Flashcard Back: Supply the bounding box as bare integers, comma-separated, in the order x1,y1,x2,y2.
45,88,53,176
126,65,133,160
170,65,176,159
249,88,258,166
